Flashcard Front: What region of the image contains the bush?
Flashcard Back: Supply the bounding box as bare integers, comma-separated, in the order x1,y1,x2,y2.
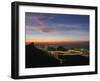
57,46,66,51
48,46,56,51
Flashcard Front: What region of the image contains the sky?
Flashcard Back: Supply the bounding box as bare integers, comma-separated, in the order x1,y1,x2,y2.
25,12,89,44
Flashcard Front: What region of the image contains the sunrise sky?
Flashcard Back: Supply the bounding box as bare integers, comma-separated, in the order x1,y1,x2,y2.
25,12,89,44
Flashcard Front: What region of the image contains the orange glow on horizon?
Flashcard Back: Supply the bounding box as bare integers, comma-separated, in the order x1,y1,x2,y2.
26,37,88,44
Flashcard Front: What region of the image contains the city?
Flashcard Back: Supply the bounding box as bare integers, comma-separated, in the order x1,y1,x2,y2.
35,45,89,64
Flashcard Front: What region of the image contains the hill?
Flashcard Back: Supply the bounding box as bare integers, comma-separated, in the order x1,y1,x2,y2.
26,43,59,68
26,43,89,68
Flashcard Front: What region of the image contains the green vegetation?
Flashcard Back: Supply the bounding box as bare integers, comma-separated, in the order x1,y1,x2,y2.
36,45,89,57
47,46,56,51
70,48,81,51
57,46,66,51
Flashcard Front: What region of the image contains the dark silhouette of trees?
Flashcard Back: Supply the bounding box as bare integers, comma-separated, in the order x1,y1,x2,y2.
57,46,66,51
47,46,56,51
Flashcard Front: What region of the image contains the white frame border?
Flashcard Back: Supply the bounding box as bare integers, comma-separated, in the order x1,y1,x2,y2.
19,5,95,76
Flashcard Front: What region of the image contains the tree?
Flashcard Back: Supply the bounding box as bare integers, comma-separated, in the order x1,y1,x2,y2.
57,46,66,51
47,46,56,51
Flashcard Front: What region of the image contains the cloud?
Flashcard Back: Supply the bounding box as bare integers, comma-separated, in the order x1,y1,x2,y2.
25,12,55,27
26,12,89,34
26,13,57,33
25,12,89,41
26,22,89,36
